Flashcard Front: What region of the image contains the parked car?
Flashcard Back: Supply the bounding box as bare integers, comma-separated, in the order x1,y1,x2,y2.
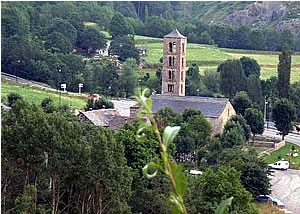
256,195,286,209
268,160,289,170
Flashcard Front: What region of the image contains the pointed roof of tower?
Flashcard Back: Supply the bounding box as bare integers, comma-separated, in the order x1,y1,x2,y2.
164,29,186,38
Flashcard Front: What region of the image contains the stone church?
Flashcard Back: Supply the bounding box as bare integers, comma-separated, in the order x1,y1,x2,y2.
150,29,236,134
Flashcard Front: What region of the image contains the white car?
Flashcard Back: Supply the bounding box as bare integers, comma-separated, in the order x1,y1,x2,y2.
268,160,289,170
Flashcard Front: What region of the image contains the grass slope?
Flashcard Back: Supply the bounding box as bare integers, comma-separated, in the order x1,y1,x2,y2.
135,35,300,83
1,79,87,109
263,142,300,168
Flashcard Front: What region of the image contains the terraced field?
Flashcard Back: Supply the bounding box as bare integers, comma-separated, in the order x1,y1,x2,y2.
135,35,300,83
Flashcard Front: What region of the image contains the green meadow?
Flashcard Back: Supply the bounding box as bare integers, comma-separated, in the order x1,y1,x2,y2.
135,35,300,83
1,79,87,109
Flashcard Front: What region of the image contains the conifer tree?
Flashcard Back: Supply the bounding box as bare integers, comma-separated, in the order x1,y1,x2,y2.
278,44,291,98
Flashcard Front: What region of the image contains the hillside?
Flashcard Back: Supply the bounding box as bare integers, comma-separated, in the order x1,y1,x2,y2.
175,2,300,40
135,35,300,83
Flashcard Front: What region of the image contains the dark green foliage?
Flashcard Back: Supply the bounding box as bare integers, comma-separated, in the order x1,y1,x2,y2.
109,35,139,62
41,97,56,113
247,75,264,110
219,148,271,197
7,92,24,107
244,108,264,143
218,60,246,98
109,12,134,38
119,58,139,98
186,166,257,214
157,107,183,126
85,97,114,111
278,44,292,98
45,31,73,54
227,115,251,142
76,26,107,52
272,98,295,140
198,31,214,45
144,16,176,38
231,91,252,116
240,57,260,78
289,82,300,122
220,125,245,148
2,100,132,213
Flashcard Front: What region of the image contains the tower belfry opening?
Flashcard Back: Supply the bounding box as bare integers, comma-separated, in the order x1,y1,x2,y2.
162,29,187,96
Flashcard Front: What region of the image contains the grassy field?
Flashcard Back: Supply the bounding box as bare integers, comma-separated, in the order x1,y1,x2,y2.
263,142,300,168
135,34,300,83
1,80,87,109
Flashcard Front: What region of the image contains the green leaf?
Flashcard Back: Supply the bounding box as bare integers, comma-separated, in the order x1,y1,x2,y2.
137,123,152,141
146,97,152,110
169,161,187,196
215,197,233,214
163,126,180,148
169,192,183,214
142,162,164,179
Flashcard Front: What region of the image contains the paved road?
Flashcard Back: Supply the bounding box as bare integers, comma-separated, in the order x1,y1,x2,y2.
263,129,300,146
270,169,300,214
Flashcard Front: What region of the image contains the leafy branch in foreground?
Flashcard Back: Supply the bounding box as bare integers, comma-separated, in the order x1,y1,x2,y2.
134,89,187,214
134,89,233,214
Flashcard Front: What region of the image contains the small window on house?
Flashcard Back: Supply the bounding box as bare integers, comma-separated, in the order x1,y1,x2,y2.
182,43,185,53
168,84,174,92
169,56,172,66
169,42,173,53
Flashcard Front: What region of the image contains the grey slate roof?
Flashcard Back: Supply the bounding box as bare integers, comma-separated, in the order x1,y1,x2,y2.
151,95,229,118
164,29,186,38
79,109,134,131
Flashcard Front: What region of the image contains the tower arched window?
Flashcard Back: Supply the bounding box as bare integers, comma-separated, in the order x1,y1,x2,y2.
173,42,177,53
172,57,175,66
169,56,172,66
169,42,173,53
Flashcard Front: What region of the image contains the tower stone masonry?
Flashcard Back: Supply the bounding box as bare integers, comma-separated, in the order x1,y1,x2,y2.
162,29,187,96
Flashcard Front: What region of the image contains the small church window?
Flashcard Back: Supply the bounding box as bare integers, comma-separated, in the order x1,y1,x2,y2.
181,84,183,94
182,57,184,67
181,71,183,81
182,43,185,53
169,56,172,66
169,42,173,53
173,42,177,53
168,84,174,92
172,57,175,66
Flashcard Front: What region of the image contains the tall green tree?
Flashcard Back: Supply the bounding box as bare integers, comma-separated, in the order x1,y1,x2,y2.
109,12,134,38
278,44,291,98
247,74,264,110
119,58,138,97
272,98,295,140
218,60,246,98
109,35,139,62
244,108,264,143
231,91,252,116
240,57,260,78
76,26,107,52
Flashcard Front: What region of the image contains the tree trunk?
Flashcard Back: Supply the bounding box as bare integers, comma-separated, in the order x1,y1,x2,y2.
52,176,56,214
252,133,255,145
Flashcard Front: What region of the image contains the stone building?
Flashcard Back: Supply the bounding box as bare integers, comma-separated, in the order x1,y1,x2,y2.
162,29,187,96
146,29,236,134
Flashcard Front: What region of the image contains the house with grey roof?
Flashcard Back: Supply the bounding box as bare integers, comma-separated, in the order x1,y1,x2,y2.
78,109,134,131
150,94,235,133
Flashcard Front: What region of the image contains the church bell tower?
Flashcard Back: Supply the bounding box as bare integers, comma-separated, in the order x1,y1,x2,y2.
162,29,187,96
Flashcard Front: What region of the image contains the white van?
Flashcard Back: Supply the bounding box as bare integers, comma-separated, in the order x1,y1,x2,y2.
268,160,289,170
